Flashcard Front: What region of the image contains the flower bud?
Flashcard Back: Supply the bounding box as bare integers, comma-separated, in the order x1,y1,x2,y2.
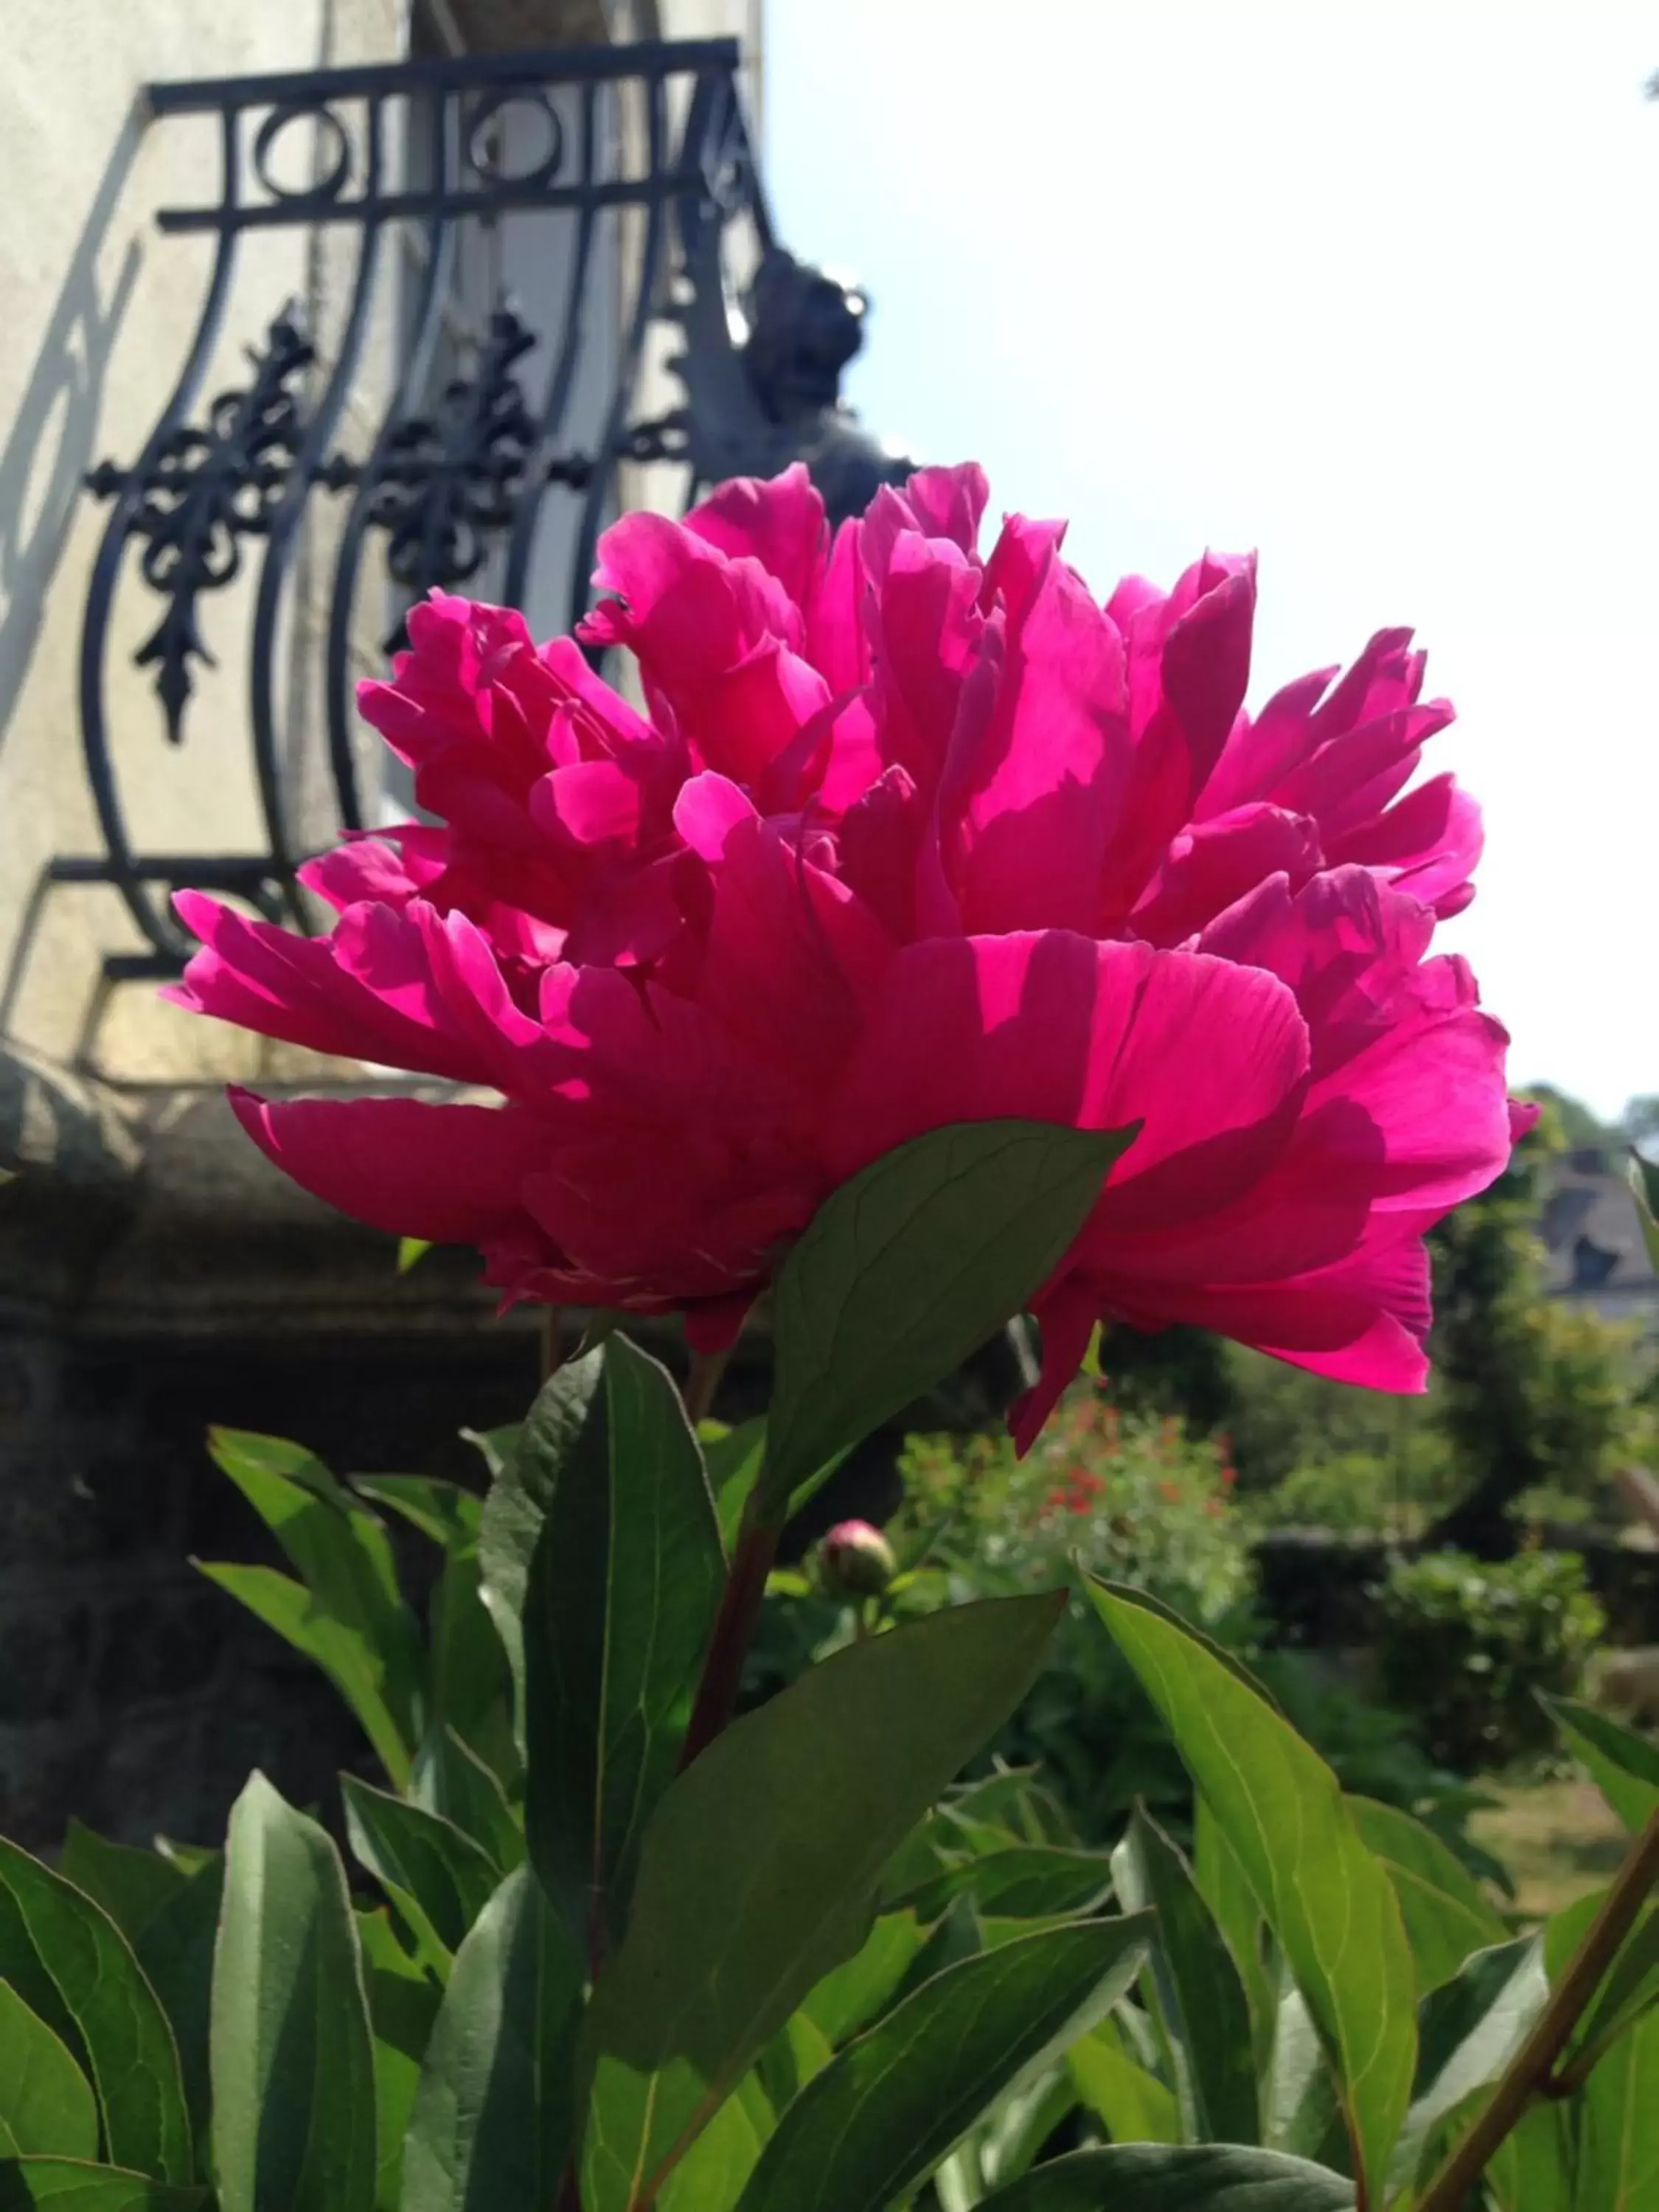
817,1519,897,1599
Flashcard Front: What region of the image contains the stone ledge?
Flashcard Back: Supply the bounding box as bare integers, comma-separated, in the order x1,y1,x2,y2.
0,1044,526,1340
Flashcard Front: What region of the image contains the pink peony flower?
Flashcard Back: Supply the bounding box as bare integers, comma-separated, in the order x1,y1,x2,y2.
169,462,1528,1447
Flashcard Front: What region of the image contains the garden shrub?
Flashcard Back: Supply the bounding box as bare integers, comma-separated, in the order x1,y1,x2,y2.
1374,1547,1607,1771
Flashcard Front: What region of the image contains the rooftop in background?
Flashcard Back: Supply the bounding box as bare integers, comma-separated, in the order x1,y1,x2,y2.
1541,1147,1659,1324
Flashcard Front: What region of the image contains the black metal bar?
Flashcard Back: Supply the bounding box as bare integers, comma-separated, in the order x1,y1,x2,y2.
103,950,207,983
74,106,243,964
155,169,704,235
324,84,456,830
503,77,599,610
50,855,288,887
248,92,388,908
58,40,906,996
568,70,669,637
142,38,740,114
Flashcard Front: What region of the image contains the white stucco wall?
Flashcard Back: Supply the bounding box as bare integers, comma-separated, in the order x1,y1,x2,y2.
0,0,408,1082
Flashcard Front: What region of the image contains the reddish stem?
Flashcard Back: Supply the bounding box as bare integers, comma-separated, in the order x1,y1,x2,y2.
681,1511,783,1767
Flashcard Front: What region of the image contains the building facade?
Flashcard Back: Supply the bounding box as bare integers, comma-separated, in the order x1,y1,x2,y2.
0,0,911,1851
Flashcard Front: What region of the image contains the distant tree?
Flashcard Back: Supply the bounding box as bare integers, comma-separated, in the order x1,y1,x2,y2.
1423,1102,1636,1556
1523,1083,1617,1153
1621,1093,1659,1152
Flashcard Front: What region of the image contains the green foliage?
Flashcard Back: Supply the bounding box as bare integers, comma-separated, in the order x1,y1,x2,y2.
1222,1350,1450,1509
20,1118,1659,2212
0,1841,191,2185
577,1594,1065,2212
734,1919,1150,2212
520,1336,726,1957
1374,1551,1605,1772
211,1774,377,2212
785,1391,1470,1850
762,1119,1131,1513
0,1986,97,2162
1425,1104,1642,1549
1088,1579,1418,2206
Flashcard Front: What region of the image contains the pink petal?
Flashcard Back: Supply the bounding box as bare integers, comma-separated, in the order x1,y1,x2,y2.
685,463,827,609
167,893,488,1085
946,552,1132,936
825,933,1309,1227
1130,804,1321,947
229,1089,558,1242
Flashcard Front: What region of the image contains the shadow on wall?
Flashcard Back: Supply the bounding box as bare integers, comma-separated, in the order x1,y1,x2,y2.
0,102,146,763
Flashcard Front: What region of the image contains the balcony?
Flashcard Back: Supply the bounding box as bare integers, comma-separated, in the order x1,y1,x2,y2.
43,35,909,990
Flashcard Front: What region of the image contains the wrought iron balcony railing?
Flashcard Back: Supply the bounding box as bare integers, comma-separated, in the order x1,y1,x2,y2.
58,37,911,981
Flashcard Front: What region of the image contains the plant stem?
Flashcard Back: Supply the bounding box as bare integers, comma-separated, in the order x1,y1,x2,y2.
681,1503,783,1767
1416,1804,1659,2212
684,1347,730,1425
540,1305,565,1382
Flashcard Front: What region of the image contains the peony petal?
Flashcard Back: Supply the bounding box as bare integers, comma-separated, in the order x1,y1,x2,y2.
684,463,827,609
826,933,1309,1228
946,551,1132,936
168,892,490,1085
229,1089,558,1243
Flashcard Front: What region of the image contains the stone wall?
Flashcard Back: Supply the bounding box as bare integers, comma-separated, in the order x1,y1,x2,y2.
0,1052,546,1851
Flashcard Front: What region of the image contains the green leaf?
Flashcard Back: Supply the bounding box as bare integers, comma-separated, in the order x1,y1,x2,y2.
1085,1582,1415,2208
734,1916,1151,2212
210,1773,376,2212
1484,2099,1573,2212
700,1419,768,1557
580,1590,1065,2212
350,1478,481,1551
762,1121,1133,1507
976,2067,1079,2194
195,1562,416,1790
797,1913,928,2047
1629,1152,1659,1271
887,1893,983,2011
0,2163,205,2209
412,1731,524,1877
397,1237,434,1274
969,2143,1355,2210
1576,2004,1659,2210
0,1840,190,2185
131,1862,223,2157
206,1430,423,1778
1262,1975,1342,2168
476,1349,605,1733
340,1776,501,1972
55,1831,185,1952
459,1426,519,1482
1543,1694,1659,1832
1388,1935,1545,2194
347,1479,507,1778
429,1564,515,1786
1111,1804,1257,2143
1193,1798,1273,2070
902,1845,1114,1924
399,1867,582,2212
1345,1798,1509,1996
1067,2017,1182,2146
1571,1905,1659,2067
0,1986,97,2160
657,2088,770,2212
522,1335,726,1957
354,1911,440,2212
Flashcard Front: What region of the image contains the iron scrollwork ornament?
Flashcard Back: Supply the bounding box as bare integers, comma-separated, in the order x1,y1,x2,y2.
359,305,539,645
86,307,314,742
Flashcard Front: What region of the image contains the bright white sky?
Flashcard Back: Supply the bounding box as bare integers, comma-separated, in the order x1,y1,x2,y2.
764,1,1658,1122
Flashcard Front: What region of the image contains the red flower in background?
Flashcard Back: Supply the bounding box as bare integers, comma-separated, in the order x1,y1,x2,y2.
171,462,1529,1447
